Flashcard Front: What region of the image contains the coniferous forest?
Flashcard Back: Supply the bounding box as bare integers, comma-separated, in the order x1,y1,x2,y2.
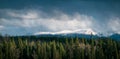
0,36,119,59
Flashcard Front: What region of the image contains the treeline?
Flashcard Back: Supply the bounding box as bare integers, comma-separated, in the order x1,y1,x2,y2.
0,37,120,59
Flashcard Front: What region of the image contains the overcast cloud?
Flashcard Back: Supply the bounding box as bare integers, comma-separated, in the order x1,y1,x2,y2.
0,0,120,36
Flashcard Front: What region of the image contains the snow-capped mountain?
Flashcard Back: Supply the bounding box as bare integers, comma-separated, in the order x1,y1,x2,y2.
33,29,120,40
34,29,97,35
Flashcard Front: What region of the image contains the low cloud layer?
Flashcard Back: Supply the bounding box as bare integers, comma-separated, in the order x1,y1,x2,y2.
108,17,120,33
0,9,120,36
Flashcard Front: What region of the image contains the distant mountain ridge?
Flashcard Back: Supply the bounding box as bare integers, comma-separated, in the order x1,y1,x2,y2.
34,29,120,40
34,29,97,35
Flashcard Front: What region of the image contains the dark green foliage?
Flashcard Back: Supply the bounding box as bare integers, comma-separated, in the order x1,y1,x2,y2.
0,37,119,59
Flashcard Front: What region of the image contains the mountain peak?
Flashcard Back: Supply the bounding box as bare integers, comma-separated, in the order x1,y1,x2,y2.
34,29,97,35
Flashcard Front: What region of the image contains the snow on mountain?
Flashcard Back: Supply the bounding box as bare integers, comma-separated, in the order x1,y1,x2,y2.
34,29,97,35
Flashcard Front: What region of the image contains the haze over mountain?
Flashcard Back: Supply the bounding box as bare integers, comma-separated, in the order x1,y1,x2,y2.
0,0,120,36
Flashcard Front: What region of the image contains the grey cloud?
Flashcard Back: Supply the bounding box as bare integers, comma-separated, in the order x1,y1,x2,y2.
0,9,95,35
108,17,120,33
0,9,120,36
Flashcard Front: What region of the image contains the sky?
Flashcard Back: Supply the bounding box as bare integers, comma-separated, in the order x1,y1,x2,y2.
0,0,120,36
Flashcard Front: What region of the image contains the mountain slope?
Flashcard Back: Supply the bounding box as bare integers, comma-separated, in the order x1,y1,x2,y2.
34,29,97,35
33,29,120,40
